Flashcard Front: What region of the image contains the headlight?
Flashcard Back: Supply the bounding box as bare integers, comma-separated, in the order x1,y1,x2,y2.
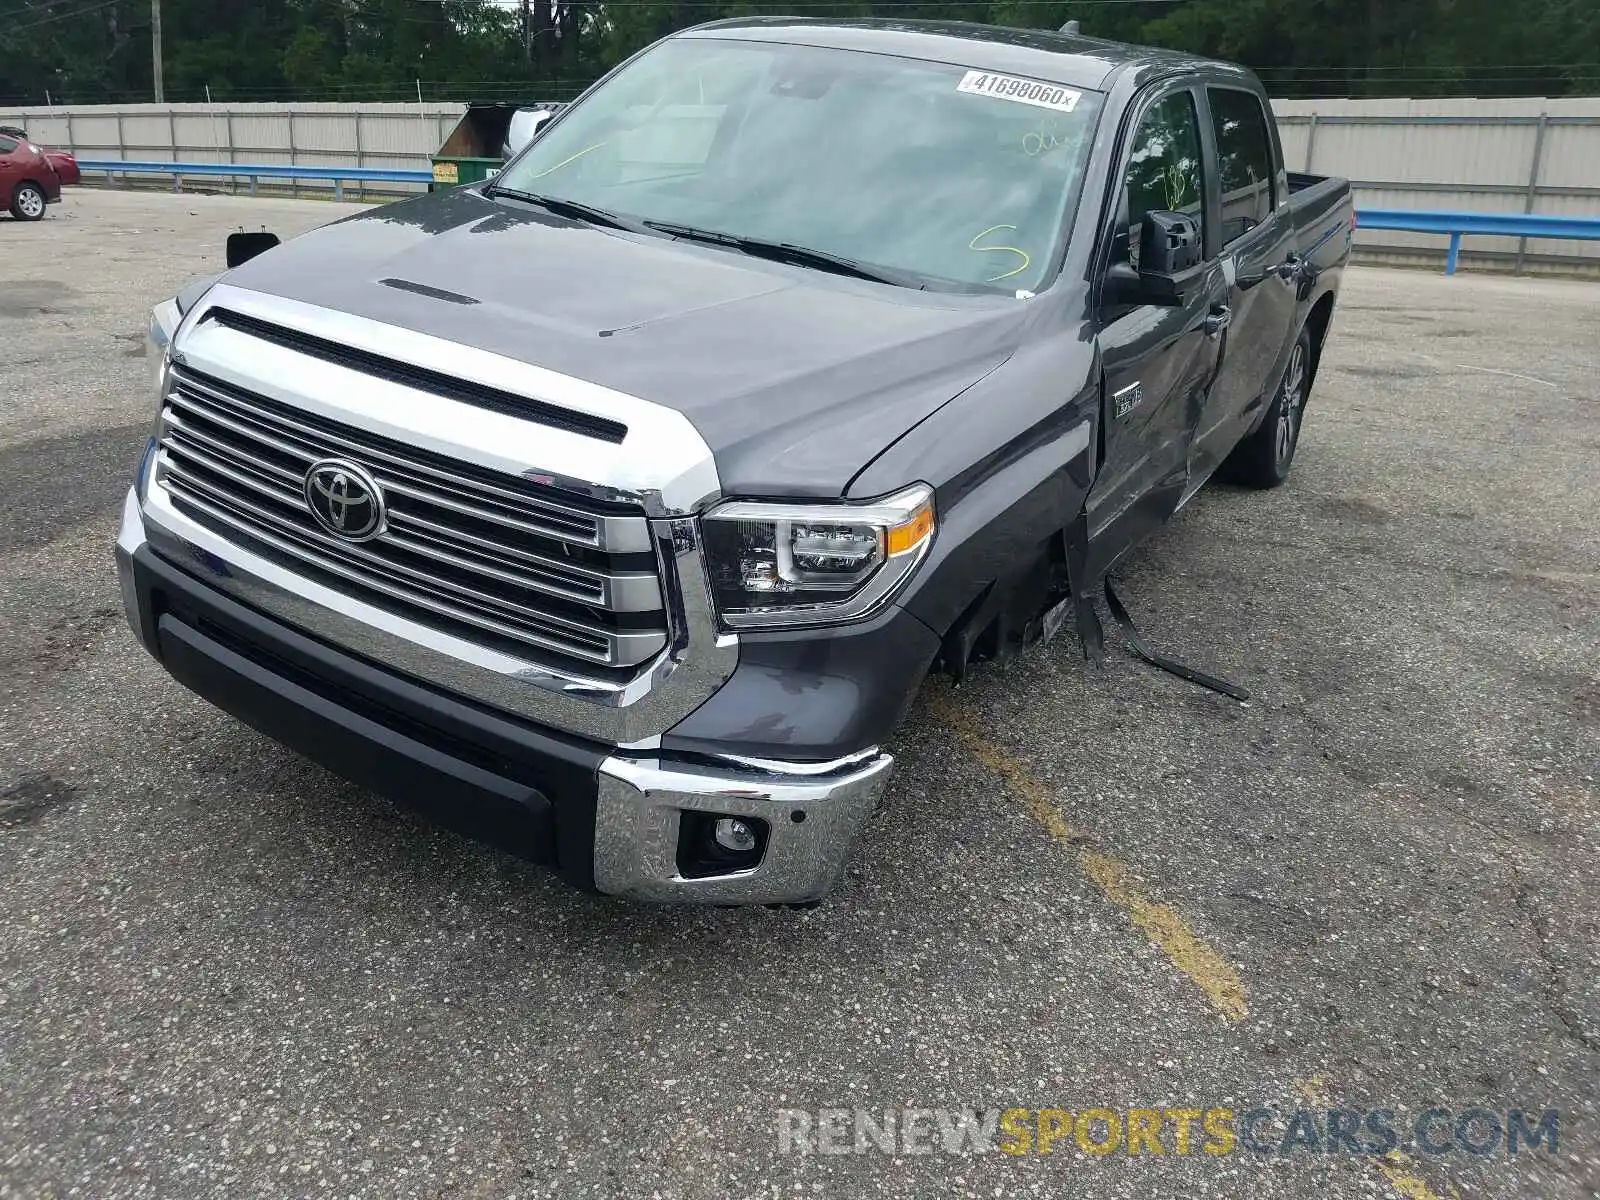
702,484,936,628
147,298,182,399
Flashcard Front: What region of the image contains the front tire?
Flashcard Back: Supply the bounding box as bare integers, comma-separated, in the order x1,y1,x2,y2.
1221,325,1311,489
10,182,47,221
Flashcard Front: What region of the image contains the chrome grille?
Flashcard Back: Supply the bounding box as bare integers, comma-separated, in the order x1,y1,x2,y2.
154,366,668,670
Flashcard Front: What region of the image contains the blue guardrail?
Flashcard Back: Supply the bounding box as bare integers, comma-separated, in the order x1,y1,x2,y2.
1356,208,1600,274
77,159,434,201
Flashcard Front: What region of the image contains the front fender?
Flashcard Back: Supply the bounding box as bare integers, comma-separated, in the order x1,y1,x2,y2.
850,326,1101,641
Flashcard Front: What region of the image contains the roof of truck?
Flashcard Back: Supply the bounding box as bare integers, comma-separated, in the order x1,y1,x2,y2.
681,17,1209,91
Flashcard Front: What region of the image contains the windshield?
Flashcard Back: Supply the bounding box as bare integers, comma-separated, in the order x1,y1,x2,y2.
493,37,1104,293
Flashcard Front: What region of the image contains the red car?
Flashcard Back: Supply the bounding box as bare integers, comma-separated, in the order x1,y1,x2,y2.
0,126,78,181
0,131,62,220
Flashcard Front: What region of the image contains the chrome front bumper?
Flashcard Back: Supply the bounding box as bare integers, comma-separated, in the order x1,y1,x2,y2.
118,489,892,905
595,751,893,903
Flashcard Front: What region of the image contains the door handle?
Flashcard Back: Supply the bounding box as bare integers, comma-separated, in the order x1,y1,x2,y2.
1240,256,1303,290
1204,304,1232,338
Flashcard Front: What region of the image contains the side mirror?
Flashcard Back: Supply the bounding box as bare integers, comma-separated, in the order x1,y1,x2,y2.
1140,210,1201,275
504,109,555,159
226,231,279,269
1132,210,1204,306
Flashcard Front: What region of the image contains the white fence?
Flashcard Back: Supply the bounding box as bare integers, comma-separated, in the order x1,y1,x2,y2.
0,102,464,200
1275,97,1600,271
5,96,1600,272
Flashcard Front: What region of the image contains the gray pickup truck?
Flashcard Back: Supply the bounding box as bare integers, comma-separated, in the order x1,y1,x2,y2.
117,19,1352,904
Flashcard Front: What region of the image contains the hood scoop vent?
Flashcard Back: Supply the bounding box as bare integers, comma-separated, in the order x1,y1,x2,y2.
380,277,481,306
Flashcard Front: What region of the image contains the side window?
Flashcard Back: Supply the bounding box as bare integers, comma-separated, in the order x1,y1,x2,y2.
0,137,18,155
1120,92,1204,270
1208,87,1275,244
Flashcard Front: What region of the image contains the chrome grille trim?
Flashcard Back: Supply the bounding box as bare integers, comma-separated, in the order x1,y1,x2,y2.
165,374,648,552
155,366,669,670
157,425,647,611
158,464,622,646
161,478,624,662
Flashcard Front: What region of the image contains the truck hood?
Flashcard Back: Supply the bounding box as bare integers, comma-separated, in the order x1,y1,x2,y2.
222,187,1024,497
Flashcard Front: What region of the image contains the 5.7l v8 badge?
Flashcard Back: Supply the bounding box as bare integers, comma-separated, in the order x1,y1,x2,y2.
1113,382,1144,419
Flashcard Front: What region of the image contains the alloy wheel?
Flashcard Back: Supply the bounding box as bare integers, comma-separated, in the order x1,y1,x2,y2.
1276,341,1306,465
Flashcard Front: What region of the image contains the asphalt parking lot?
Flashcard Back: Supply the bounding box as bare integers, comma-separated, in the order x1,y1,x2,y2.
2,188,1597,1200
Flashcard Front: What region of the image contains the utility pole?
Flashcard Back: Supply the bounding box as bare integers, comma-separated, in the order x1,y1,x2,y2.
151,0,165,102
521,0,532,62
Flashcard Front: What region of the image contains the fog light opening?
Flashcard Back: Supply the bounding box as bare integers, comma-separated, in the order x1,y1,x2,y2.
676,811,770,879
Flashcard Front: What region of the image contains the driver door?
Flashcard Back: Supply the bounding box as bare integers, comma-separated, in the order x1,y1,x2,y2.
1086,84,1226,578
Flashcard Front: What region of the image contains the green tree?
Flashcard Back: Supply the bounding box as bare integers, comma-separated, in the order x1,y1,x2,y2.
2,0,1597,105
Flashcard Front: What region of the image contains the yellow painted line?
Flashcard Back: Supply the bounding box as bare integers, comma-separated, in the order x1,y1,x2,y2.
930,693,1084,843
1076,849,1248,1022
1372,1160,1458,1200
927,688,1248,1023
1295,1078,1459,1200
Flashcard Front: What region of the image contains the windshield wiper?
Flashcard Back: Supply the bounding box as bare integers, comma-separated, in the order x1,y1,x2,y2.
643,220,921,288
485,185,642,233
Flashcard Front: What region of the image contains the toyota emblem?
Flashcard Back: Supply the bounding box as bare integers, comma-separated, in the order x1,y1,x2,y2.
304,458,385,541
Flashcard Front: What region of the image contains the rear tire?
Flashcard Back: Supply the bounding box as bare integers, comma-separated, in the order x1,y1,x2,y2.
1221,324,1311,489
10,182,46,221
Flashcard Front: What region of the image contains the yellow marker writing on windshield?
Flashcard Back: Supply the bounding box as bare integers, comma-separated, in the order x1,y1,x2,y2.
969,224,1031,282
1022,121,1068,157
526,142,609,179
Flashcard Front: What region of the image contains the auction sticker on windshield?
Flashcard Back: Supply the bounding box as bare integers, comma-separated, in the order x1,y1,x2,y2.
956,71,1081,113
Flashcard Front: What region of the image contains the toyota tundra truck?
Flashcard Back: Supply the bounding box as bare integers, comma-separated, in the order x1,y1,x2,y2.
116,19,1352,904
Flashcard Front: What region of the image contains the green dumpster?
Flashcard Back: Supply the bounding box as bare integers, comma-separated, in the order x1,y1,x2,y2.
429,102,520,191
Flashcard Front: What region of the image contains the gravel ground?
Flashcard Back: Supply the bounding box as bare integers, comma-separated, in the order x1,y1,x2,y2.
1,188,1596,1200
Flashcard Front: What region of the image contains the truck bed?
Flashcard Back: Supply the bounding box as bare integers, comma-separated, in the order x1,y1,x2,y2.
1288,171,1351,218
1287,170,1354,268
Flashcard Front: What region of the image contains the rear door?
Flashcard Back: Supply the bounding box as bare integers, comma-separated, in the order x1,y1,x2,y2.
1087,80,1227,576
1187,83,1299,486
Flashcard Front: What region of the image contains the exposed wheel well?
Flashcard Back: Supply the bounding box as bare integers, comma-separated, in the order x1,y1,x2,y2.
1303,291,1337,390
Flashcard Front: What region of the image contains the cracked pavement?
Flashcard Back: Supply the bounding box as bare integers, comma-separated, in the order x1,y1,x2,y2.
1,189,1597,1199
